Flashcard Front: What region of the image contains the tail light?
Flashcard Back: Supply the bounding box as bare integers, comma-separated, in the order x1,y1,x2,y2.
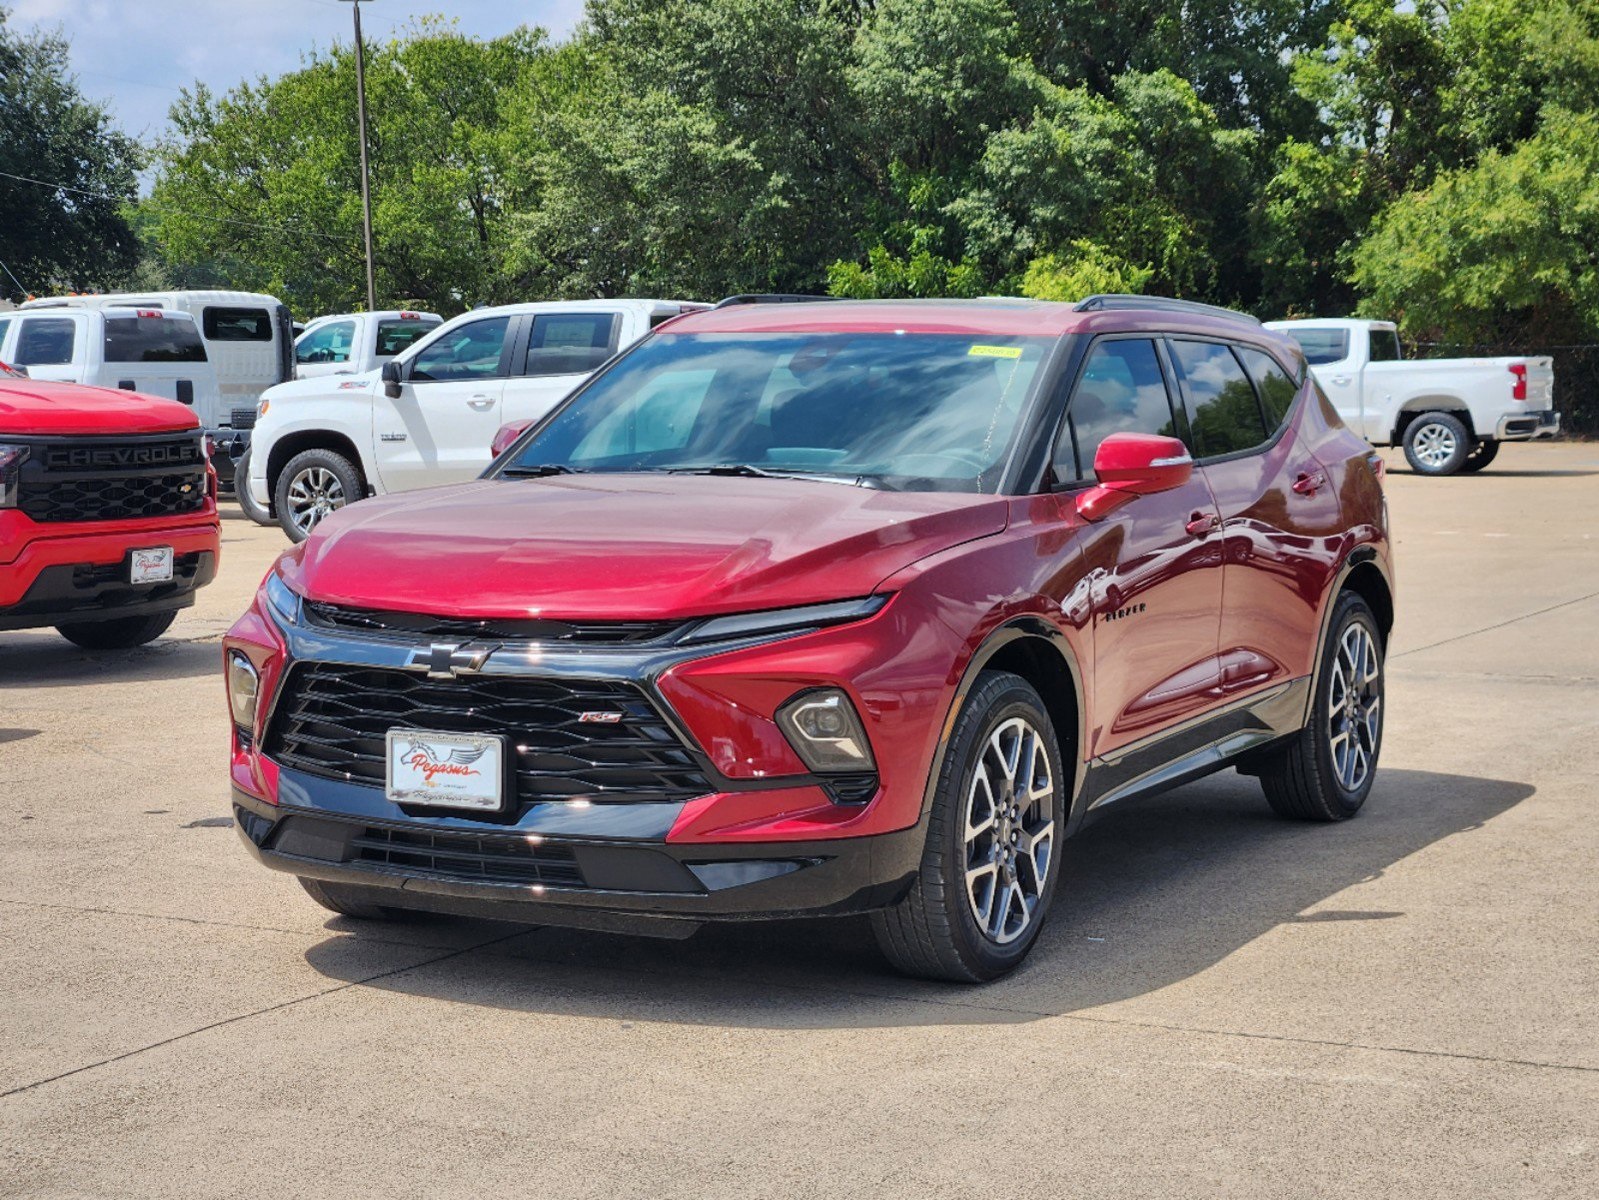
1509,362,1528,401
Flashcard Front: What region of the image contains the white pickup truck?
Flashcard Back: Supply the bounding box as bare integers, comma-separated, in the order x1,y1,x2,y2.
247,298,705,539
292,309,443,379
1264,318,1559,475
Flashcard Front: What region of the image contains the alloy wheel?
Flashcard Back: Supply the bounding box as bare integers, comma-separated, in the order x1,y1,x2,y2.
1328,623,1382,792
963,716,1055,945
285,466,346,536
1411,422,1458,469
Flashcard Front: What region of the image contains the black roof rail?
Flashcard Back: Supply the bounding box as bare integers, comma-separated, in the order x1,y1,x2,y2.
1073,294,1261,325
713,293,843,309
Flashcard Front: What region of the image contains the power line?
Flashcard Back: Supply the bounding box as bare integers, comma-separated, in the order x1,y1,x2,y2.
0,169,359,246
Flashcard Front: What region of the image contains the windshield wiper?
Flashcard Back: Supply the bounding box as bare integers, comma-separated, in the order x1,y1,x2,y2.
502,463,584,478
668,464,882,488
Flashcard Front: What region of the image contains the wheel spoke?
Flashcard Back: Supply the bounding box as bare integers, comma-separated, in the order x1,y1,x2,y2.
962,714,1057,946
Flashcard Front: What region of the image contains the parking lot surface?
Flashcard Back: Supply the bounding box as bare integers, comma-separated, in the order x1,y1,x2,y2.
2,443,1596,1198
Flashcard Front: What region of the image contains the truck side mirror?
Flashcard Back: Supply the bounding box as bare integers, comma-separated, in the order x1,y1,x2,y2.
381,359,403,399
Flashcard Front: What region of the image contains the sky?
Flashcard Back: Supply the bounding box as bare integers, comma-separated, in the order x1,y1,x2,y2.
9,0,588,142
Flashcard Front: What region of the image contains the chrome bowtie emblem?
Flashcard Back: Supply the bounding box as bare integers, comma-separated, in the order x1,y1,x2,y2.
411,643,497,680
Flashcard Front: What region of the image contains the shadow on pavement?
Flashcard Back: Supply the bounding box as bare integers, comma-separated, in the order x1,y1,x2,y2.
303,766,1532,1027
0,635,219,689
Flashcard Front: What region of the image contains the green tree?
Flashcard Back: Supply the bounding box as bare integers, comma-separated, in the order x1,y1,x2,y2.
148,19,543,316
0,7,142,299
1353,108,1599,343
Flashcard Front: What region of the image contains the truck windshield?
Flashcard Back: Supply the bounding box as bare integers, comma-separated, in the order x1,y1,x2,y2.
104,317,208,363
500,332,1052,493
1284,329,1350,365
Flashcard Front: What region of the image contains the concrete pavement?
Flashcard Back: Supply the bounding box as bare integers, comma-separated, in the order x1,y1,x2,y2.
1,443,1595,1198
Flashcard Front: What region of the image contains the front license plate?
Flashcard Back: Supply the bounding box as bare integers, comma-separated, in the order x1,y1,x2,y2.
385,730,505,811
129,547,174,584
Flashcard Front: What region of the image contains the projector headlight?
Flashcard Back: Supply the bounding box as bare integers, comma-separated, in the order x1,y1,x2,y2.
227,651,260,730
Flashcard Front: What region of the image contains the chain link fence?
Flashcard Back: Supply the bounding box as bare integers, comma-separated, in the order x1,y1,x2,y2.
1410,342,1599,437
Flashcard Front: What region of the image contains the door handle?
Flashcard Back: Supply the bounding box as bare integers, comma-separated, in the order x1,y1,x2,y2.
1330,375,1352,386
1292,471,1327,496
467,396,495,410
1185,512,1219,537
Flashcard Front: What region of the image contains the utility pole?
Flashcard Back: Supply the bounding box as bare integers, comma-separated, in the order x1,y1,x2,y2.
342,0,378,311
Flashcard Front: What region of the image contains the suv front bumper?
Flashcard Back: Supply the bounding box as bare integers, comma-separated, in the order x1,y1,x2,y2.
233,783,924,932
1496,409,1560,441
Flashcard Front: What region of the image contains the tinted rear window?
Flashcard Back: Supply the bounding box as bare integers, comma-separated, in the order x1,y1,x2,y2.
523,312,619,377
1235,347,1299,430
203,307,273,341
1368,328,1402,362
376,318,436,357
1170,340,1268,458
1284,328,1349,365
104,316,208,363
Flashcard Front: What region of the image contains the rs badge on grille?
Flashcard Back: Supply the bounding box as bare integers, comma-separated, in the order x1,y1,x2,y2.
578,712,623,724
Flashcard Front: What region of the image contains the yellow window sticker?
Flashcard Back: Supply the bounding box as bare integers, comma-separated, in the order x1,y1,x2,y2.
968,344,1023,359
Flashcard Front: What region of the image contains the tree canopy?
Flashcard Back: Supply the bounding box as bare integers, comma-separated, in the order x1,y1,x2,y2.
0,8,141,299
14,0,1585,356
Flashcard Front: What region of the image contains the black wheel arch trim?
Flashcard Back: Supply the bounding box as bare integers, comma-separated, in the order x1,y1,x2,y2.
915,615,1090,835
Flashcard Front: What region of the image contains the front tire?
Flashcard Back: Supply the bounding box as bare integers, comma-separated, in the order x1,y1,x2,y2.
1402,411,1471,475
871,671,1066,982
1460,438,1500,473
233,447,274,525
56,610,177,649
1259,591,1384,821
274,448,363,543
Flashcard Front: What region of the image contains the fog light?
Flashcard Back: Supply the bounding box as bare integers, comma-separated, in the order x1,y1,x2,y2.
776,689,876,773
227,651,260,730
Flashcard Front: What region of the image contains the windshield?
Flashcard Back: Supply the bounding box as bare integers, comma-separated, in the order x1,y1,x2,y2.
499,332,1051,492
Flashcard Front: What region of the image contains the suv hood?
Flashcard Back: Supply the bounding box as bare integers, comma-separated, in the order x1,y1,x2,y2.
286,475,1010,620
0,380,201,436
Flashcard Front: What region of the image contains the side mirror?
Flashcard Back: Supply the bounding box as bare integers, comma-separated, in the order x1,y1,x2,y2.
490,418,535,458
1075,432,1192,521
381,359,403,399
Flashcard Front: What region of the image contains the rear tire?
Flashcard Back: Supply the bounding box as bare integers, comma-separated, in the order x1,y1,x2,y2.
871,671,1066,982
1259,591,1384,821
298,877,414,921
275,448,363,543
55,610,177,650
234,447,274,525
1460,438,1500,473
1402,411,1471,476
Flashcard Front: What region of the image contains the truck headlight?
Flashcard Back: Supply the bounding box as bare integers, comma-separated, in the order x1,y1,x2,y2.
0,443,28,509
776,689,876,772
227,651,260,729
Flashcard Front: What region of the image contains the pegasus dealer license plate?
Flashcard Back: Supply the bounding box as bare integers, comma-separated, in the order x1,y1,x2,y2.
385,730,505,811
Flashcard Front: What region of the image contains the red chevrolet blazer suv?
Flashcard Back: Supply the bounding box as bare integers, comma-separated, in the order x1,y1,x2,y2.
224,295,1393,982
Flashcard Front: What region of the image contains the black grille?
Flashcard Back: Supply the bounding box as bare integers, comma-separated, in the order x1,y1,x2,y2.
302,601,684,645
21,472,207,523
230,407,257,430
18,433,207,523
351,825,585,887
265,663,710,809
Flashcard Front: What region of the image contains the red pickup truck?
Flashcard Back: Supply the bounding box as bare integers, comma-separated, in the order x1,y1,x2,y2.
1,369,221,648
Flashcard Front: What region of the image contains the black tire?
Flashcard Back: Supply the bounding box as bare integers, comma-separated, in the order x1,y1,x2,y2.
298,877,414,921
1460,438,1500,473
1402,411,1472,476
1260,591,1384,821
55,610,177,650
274,448,363,543
233,447,274,525
871,671,1066,983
